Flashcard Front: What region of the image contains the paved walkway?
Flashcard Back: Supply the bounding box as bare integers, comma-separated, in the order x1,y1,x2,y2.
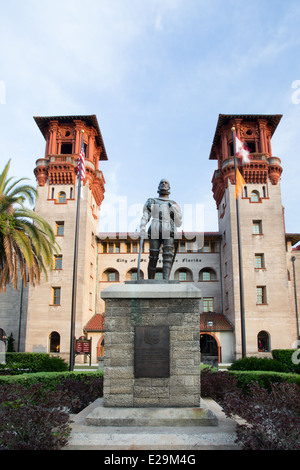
64,398,241,451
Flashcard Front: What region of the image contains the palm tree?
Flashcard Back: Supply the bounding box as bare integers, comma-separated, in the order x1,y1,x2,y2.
0,160,58,291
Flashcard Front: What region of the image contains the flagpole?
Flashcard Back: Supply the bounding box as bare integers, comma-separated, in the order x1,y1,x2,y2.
232,127,246,358
69,130,84,371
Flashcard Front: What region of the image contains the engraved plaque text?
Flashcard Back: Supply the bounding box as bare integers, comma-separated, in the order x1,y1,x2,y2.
134,326,170,378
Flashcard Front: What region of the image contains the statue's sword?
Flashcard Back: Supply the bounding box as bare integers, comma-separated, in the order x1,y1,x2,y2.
137,236,144,280
171,239,179,272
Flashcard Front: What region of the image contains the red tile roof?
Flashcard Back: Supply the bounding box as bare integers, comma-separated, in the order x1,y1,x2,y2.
200,313,233,331
84,313,233,332
84,314,105,332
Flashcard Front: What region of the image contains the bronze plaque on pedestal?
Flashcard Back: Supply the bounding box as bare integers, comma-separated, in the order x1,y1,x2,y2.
134,326,170,378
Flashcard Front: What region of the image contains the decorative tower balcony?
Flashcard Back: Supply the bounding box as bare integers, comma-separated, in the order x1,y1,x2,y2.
33,115,108,206
210,114,283,207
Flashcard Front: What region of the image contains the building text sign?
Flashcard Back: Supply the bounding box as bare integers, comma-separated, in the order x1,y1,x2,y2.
75,337,92,365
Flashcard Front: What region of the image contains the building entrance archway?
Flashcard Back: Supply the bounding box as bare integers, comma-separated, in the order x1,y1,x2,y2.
200,333,220,366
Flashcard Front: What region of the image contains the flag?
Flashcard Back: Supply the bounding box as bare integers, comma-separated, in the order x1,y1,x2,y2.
77,135,86,181
235,136,250,164
235,167,245,199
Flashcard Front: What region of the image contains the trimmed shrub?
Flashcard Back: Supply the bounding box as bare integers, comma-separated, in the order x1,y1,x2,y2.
6,333,15,352
3,352,68,373
272,349,300,374
222,381,300,450
229,370,300,392
228,356,288,372
0,371,104,411
0,370,103,390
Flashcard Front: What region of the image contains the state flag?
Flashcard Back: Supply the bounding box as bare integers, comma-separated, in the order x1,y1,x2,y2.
235,167,246,199
235,136,250,164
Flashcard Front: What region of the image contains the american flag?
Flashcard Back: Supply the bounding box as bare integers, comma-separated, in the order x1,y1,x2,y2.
77,135,86,181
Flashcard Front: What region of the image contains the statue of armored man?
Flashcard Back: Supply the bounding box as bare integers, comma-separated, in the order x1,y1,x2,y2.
139,179,182,281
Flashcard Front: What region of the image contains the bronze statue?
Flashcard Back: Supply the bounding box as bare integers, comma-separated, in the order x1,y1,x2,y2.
139,179,182,280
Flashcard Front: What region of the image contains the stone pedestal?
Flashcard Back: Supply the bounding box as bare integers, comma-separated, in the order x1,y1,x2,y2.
86,281,218,426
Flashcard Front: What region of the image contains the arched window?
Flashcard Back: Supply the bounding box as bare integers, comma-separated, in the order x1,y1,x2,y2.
102,269,119,282
49,331,60,353
250,190,260,202
97,335,105,359
257,331,270,352
126,268,144,281
200,333,218,357
0,328,7,359
199,268,217,281
58,192,66,203
0,328,7,344
174,268,193,282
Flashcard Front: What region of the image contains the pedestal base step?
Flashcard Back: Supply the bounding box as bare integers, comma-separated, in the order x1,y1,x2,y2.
85,401,218,427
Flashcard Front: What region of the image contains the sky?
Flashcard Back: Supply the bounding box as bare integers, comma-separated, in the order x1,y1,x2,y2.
1,0,300,236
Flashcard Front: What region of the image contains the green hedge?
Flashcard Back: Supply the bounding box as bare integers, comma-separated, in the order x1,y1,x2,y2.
228,370,300,392
272,349,300,373
228,356,287,372
0,370,103,389
228,351,300,375
1,353,68,374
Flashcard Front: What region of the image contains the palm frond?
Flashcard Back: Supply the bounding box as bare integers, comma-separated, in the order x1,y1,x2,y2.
0,160,12,195
0,160,58,291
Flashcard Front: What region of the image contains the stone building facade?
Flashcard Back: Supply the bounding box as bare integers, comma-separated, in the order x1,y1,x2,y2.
0,113,299,365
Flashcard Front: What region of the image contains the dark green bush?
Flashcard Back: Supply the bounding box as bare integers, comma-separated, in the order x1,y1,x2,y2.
6,333,15,352
0,370,103,389
272,349,300,374
3,353,68,373
229,370,300,392
228,356,288,372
